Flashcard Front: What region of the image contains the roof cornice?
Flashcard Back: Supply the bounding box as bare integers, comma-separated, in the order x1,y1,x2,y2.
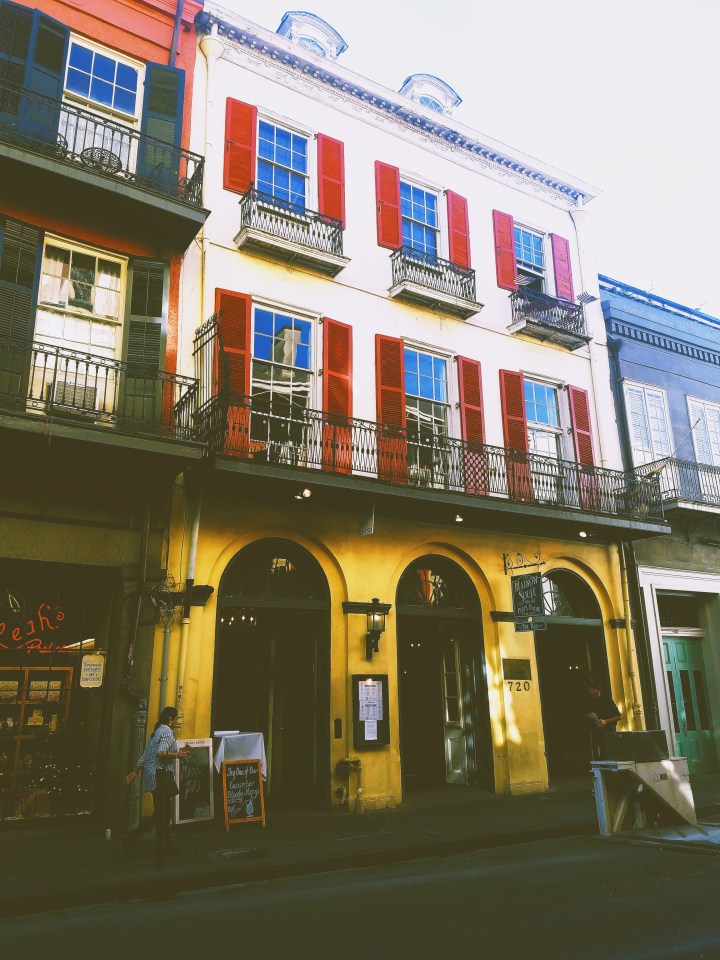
600,274,720,329
198,6,599,206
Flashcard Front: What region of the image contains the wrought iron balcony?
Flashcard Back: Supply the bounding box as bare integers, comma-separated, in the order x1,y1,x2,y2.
0,338,199,444
635,457,720,511
0,81,205,206
509,288,590,350
233,188,349,275
389,246,483,319
200,391,662,523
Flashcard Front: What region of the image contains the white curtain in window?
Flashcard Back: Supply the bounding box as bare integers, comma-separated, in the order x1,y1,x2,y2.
39,245,70,308
688,399,720,467
93,259,121,320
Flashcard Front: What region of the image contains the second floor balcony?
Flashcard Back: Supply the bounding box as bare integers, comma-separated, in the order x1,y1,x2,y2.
508,288,590,351
635,457,720,514
0,82,207,247
0,338,200,453
389,247,483,319
197,390,665,535
234,189,349,275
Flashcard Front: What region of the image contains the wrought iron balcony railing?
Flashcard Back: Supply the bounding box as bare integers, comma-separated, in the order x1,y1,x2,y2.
510,288,589,344
635,457,720,508
0,81,204,205
237,188,345,257
391,246,479,305
200,391,662,522
0,338,199,442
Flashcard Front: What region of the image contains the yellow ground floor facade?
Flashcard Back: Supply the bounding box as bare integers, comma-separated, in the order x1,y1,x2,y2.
154,482,645,810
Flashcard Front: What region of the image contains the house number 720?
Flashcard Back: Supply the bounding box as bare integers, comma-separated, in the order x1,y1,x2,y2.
507,681,531,691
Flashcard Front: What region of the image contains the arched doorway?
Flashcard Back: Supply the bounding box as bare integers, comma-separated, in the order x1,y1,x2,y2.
534,570,607,780
396,556,492,793
213,539,330,809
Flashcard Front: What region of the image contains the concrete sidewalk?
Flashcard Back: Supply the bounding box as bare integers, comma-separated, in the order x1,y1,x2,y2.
3,775,719,919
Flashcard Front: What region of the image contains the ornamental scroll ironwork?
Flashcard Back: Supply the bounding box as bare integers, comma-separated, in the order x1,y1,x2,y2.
502,551,546,576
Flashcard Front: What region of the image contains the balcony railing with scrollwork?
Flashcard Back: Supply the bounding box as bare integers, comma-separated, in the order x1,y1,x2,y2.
199,390,662,522
635,456,720,508
510,288,589,340
0,338,199,442
237,188,344,256
391,246,478,304
0,81,205,205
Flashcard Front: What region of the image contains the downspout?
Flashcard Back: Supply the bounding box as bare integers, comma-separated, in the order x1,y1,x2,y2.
168,0,185,68
172,28,224,713
176,482,201,707
199,25,224,325
122,497,151,829
569,200,612,468
607,336,660,730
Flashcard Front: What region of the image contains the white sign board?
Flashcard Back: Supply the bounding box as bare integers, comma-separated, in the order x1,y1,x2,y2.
80,654,105,688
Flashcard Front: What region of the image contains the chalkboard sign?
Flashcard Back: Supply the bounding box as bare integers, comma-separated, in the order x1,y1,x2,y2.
222,759,265,830
174,739,214,825
511,572,544,620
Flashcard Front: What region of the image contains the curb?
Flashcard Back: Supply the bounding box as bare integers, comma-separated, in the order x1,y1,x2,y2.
0,821,596,920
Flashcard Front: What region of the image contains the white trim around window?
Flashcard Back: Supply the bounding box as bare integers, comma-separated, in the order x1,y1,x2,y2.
64,35,145,126
623,379,673,466
686,396,720,468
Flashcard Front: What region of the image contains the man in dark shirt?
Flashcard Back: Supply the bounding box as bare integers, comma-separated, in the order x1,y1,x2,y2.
585,679,622,760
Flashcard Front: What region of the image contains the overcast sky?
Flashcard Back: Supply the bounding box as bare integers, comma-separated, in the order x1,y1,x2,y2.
220,1,720,317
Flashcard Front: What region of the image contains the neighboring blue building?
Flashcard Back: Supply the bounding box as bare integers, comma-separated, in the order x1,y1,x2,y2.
601,275,720,774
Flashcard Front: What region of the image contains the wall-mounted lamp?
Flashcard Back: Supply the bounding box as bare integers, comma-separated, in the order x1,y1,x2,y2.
343,597,392,661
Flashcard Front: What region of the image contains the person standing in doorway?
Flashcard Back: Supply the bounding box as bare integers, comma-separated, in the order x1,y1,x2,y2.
122,706,189,855
584,679,622,760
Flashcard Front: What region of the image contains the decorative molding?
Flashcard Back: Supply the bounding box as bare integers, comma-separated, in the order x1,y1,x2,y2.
197,11,592,206
610,320,720,370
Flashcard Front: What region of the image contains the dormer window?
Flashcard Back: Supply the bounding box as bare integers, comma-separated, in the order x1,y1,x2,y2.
276,11,347,61
398,74,461,117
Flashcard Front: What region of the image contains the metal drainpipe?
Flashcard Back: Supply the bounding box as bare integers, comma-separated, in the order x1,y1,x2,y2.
168,0,185,67
122,498,151,830
176,481,201,708
618,541,643,729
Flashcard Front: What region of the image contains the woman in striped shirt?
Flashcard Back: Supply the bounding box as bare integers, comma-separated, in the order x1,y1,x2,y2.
122,706,189,855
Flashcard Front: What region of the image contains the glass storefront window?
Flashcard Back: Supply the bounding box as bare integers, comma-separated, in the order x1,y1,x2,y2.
0,561,110,822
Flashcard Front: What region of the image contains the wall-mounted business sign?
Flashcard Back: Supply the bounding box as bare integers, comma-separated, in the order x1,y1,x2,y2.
511,572,544,621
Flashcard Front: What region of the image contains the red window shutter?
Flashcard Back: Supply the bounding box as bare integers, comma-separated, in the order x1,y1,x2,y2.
458,357,484,445
215,288,251,455
568,385,595,466
458,356,486,494
375,161,402,249
550,233,575,302
499,369,531,501
317,134,345,228
493,210,518,291
224,98,256,194
322,317,352,473
375,334,407,481
447,191,471,268
499,369,527,452
568,384,599,510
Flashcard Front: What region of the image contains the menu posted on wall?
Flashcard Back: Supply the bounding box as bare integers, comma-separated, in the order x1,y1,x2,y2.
222,759,265,831
174,738,214,825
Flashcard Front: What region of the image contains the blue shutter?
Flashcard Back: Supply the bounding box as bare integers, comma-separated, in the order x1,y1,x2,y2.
121,259,167,423
0,216,42,401
20,8,69,144
137,63,185,189
0,2,68,145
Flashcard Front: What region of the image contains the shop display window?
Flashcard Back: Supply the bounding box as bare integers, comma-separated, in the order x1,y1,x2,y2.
0,560,111,822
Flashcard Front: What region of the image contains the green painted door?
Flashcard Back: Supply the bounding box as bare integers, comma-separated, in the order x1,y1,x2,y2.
663,636,718,774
